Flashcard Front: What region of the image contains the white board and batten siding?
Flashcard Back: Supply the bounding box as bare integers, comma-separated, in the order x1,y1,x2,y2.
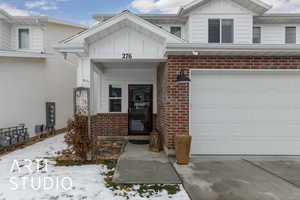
89,26,165,59
190,70,300,155
92,63,158,115
11,25,45,51
187,0,254,44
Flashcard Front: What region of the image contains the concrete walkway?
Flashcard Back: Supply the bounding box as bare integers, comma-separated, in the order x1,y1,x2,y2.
174,158,300,200
113,143,181,184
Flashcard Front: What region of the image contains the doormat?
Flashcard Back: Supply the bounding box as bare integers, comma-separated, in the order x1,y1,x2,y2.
129,140,149,145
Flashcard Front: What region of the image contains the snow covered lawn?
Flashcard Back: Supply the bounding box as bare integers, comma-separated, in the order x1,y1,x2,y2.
0,134,190,200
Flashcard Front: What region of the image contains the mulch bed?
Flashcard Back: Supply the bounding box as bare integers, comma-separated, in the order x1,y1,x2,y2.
54,138,126,166
93,139,126,161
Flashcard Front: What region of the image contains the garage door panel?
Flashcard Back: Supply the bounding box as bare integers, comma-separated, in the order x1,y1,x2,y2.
192,91,300,105
192,122,300,134
191,140,300,155
192,122,300,137
191,71,300,155
192,107,300,121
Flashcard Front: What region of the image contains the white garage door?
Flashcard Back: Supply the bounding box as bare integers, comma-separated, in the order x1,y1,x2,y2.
191,70,300,155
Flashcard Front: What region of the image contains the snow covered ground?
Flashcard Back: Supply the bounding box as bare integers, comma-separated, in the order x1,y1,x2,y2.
0,134,190,200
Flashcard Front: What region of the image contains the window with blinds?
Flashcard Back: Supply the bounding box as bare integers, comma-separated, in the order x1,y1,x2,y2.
208,19,220,43
18,28,29,49
253,27,261,44
286,27,296,44
209,19,233,43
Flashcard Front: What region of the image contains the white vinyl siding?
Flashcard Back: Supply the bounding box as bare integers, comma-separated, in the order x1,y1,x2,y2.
188,0,254,44
11,25,44,51
0,20,11,49
255,24,300,44
189,15,252,44
32,26,44,51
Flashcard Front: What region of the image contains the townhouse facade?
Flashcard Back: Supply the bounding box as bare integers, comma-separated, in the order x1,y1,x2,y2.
0,9,86,136
55,0,300,155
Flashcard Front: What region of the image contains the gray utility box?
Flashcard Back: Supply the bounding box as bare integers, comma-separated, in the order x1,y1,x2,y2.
46,102,56,129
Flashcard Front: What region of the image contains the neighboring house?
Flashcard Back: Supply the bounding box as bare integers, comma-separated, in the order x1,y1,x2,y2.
56,0,300,156
0,9,86,137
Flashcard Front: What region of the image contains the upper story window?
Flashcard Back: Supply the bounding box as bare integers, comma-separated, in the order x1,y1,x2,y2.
286,27,296,44
170,26,182,38
208,19,220,43
253,27,261,44
109,84,122,112
18,28,29,49
208,19,234,44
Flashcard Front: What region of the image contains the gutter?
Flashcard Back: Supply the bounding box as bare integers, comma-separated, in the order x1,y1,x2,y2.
53,43,86,53
165,43,300,56
0,50,49,58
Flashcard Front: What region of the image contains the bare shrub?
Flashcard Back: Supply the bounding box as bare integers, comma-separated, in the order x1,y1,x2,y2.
65,115,91,162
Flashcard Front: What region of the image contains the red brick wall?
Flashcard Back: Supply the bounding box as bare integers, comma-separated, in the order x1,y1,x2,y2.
91,114,128,137
162,56,300,149
91,113,158,137
157,62,168,146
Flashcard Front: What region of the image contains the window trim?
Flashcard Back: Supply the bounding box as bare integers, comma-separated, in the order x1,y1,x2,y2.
208,18,234,44
18,27,30,50
253,26,262,44
170,26,182,38
108,84,122,113
285,26,297,44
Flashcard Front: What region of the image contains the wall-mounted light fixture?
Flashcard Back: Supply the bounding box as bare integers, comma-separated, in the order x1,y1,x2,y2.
176,69,191,83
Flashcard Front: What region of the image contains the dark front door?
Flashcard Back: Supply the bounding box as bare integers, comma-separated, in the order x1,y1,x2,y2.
128,85,153,135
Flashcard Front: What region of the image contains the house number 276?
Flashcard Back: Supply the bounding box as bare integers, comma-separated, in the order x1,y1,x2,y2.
122,53,132,60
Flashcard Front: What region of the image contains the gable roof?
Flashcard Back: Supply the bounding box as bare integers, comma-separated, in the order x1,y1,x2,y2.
93,13,188,24
61,10,185,46
0,9,12,19
178,0,272,15
0,9,86,29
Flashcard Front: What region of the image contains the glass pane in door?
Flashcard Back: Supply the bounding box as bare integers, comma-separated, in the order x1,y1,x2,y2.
129,85,153,134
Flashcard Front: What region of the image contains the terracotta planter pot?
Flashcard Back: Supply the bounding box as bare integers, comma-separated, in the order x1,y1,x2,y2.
175,135,192,165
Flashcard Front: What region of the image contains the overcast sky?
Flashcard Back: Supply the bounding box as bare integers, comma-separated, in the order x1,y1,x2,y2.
0,0,300,26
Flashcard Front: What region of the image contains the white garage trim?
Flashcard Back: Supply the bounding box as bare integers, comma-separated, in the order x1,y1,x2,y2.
189,69,300,156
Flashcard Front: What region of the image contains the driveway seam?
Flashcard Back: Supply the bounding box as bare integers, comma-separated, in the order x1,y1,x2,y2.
168,158,193,200
243,159,300,189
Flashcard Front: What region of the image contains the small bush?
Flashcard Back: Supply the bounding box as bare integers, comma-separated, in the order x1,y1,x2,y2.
65,115,92,162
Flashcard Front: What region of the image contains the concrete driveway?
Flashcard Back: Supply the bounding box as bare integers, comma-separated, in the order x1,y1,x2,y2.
174,157,300,200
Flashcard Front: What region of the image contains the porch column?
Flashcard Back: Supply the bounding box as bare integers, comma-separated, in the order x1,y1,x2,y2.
77,57,92,88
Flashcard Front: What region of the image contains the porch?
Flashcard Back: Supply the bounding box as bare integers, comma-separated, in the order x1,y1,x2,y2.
90,60,165,139
56,11,185,153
